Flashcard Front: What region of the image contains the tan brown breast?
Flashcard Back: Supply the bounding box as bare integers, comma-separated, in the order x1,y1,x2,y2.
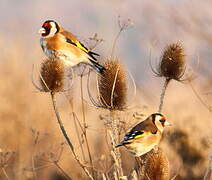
44,33,82,58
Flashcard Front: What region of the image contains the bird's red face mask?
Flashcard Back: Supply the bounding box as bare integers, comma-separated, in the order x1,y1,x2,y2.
39,22,51,37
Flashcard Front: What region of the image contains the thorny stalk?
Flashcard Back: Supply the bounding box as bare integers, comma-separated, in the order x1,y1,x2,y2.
189,81,212,113
1,168,9,180
204,162,212,180
31,129,40,179
54,162,73,180
51,92,74,151
80,75,95,177
64,94,86,162
158,78,171,113
110,111,123,178
50,92,94,180
73,111,86,162
31,143,37,179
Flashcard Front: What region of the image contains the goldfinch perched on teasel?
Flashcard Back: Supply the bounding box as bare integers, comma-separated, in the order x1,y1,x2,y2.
116,113,171,157
38,20,105,73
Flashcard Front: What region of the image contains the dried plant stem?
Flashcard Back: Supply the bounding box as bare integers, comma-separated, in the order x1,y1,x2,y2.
31,155,37,179
65,95,86,162
80,75,95,177
1,168,9,180
50,92,94,180
204,167,212,180
51,92,74,151
111,29,122,59
110,110,123,178
54,162,73,180
158,78,171,113
73,112,86,162
31,139,39,179
189,81,212,113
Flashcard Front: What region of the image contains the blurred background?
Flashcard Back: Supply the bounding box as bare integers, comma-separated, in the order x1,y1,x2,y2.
0,0,212,179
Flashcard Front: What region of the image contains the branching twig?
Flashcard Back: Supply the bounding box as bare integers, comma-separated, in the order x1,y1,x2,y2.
1,168,9,180
51,92,74,151
80,75,95,177
50,92,94,180
54,162,73,180
189,81,212,113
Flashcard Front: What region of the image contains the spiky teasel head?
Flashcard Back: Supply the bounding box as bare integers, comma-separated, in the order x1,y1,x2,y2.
155,42,186,81
40,58,64,93
137,148,170,180
97,59,128,111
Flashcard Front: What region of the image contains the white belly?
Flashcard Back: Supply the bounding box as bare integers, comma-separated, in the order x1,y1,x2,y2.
128,142,156,157
40,39,55,58
57,50,90,67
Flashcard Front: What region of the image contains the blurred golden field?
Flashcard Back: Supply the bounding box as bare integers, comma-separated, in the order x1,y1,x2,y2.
0,0,212,179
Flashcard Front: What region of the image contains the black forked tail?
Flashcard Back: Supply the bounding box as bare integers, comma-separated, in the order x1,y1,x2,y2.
88,51,100,61
89,59,106,74
115,141,130,148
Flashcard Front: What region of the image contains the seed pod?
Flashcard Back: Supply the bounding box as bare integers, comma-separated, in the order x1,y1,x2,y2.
144,149,170,180
40,58,64,93
158,43,186,81
98,59,127,110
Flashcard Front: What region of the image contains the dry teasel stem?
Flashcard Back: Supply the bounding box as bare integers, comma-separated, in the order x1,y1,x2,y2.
204,149,212,180
100,59,127,177
151,42,186,112
89,59,129,178
32,58,93,180
111,16,133,58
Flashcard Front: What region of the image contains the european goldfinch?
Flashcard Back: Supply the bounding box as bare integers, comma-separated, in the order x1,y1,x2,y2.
116,113,171,157
38,20,105,73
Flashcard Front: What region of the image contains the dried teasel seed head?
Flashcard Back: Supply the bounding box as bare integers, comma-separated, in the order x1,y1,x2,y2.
40,58,64,93
143,148,170,180
157,42,186,81
98,59,127,110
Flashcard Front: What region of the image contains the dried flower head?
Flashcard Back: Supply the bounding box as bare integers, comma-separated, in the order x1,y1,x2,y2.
155,42,186,81
0,149,15,168
40,58,64,92
144,149,170,180
97,59,127,110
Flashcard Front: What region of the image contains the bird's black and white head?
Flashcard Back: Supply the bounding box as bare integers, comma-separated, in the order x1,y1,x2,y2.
152,113,171,133
39,20,60,38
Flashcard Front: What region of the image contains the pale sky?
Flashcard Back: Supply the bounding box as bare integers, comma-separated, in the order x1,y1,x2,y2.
1,0,211,84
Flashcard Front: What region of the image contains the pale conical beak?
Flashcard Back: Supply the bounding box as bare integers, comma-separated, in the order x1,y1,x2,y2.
38,28,46,34
164,121,172,126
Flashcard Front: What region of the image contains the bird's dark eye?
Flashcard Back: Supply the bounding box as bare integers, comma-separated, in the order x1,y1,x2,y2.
159,119,165,123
